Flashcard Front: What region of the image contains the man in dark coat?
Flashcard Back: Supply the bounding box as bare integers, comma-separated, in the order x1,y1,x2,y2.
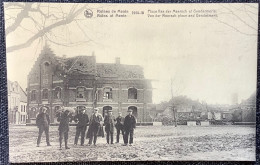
115,112,124,143
74,108,89,146
57,109,73,149
104,110,115,144
36,107,51,147
123,109,136,146
87,108,103,146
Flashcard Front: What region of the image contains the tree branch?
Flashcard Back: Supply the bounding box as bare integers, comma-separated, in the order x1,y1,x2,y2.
6,4,87,53
5,3,32,36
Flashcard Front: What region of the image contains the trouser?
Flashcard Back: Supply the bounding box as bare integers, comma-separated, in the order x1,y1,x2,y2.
88,126,99,145
37,126,50,145
74,126,87,145
59,130,69,147
124,129,134,144
106,131,114,144
116,127,124,143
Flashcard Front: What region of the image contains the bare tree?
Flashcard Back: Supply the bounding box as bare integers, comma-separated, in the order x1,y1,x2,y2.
4,3,94,53
170,75,186,127
214,3,258,36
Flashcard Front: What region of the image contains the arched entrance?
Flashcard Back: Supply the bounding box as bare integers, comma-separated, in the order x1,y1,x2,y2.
128,106,137,118
103,106,112,117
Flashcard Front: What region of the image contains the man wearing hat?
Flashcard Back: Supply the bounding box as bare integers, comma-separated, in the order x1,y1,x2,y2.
74,107,89,146
104,109,115,144
123,109,136,146
87,108,103,146
36,107,51,147
57,108,73,149
115,112,124,143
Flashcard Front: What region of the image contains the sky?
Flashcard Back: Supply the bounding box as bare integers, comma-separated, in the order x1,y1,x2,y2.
4,3,258,104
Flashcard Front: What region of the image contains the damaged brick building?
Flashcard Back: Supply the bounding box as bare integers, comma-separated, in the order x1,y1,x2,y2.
27,45,153,123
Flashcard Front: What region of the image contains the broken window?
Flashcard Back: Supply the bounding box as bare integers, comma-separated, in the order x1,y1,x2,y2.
128,87,137,99
53,87,61,99
76,87,85,98
42,89,48,99
103,87,112,99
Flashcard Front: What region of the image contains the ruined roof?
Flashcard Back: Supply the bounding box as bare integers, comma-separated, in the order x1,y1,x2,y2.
56,56,96,75
97,63,144,79
38,45,145,79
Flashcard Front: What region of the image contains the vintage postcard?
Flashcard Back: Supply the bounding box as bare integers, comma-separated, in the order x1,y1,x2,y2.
4,2,258,162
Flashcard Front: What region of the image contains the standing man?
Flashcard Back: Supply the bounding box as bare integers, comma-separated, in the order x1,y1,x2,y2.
104,110,115,144
87,108,103,146
57,109,73,150
123,109,136,146
115,112,124,143
74,108,89,146
36,107,51,147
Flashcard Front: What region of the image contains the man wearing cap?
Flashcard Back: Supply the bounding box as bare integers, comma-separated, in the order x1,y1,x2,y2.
57,109,73,149
74,108,89,146
87,108,103,146
115,112,124,143
123,109,136,146
104,109,115,144
36,107,51,147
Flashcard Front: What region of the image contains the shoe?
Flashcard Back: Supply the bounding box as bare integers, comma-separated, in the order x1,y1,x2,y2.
36,145,40,147
59,147,62,150
74,144,77,146
65,146,70,149
129,144,132,146
80,144,84,146
47,144,51,146
87,144,91,146
94,144,97,146
122,144,128,146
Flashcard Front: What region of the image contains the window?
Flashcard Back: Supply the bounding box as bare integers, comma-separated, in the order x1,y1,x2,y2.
103,87,112,99
128,88,137,99
76,87,85,98
53,87,62,99
43,62,50,74
42,89,48,99
31,90,36,101
21,105,23,112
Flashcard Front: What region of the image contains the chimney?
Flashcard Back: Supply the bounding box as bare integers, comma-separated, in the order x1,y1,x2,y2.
115,57,120,64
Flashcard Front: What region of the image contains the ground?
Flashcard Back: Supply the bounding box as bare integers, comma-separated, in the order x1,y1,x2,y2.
9,125,255,162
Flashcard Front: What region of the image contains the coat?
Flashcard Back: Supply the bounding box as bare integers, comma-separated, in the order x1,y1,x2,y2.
36,113,50,128
57,112,73,132
124,115,136,131
74,113,89,128
86,113,104,138
115,116,124,130
104,115,115,133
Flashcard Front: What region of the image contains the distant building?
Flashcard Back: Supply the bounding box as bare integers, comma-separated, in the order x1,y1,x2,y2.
27,45,153,123
240,92,256,122
8,80,27,124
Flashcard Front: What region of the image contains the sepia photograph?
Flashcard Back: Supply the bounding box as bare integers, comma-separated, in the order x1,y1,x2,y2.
4,2,258,162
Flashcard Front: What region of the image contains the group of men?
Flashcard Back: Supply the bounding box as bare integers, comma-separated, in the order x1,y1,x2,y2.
36,107,136,149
